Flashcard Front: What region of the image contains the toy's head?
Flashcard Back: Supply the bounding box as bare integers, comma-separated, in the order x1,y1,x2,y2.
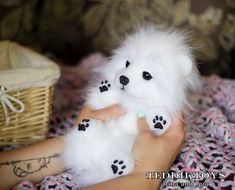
104,26,201,112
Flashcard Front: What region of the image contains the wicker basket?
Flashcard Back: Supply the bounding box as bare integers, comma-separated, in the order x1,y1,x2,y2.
0,41,60,145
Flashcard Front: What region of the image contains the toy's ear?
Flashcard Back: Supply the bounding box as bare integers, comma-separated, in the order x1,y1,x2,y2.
178,55,193,76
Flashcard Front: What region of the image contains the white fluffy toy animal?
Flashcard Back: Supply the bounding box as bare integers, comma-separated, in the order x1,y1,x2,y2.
62,26,201,187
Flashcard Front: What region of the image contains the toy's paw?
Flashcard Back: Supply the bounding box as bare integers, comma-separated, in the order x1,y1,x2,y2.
99,80,111,93
146,109,171,135
77,119,90,131
153,115,167,130
111,159,127,176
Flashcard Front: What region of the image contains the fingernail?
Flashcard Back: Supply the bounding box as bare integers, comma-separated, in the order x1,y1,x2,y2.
137,111,145,118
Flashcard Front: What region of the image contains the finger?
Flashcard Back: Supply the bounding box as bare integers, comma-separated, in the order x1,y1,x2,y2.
163,116,185,157
105,104,126,117
97,104,125,116
165,113,185,136
73,106,93,127
93,104,126,122
171,140,185,163
137,118,152,133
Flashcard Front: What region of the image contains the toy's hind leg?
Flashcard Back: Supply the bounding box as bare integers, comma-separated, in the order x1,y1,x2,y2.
62,118,106,172
108,152,135,178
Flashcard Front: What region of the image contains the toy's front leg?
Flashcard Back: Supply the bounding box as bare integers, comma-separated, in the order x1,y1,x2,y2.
87,78,120,110
145,108,172,135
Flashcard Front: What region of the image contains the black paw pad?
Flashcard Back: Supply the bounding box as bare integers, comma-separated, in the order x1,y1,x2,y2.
111,159,126,175
77,119,90,131
99,80,111,93
153,115,166,129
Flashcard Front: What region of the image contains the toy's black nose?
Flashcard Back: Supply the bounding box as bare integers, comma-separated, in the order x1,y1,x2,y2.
119,75,129,85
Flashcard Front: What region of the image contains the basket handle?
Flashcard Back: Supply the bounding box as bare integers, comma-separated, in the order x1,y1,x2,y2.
0,86,25,125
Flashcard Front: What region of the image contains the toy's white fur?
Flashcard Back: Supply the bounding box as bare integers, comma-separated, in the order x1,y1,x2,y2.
62,26,201,187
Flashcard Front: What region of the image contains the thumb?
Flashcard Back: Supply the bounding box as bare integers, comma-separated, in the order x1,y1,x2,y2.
137,118,152,133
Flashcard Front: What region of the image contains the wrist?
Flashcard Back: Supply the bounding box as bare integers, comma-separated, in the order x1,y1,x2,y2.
130,170,162,190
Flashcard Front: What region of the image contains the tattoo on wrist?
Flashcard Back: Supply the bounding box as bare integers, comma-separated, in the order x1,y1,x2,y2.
0,153,60,178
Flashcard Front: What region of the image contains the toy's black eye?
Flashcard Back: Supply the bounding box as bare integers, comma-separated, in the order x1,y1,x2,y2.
142,71,152,80
125,60,130,68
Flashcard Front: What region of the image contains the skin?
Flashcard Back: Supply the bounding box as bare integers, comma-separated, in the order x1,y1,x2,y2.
0,104,184,190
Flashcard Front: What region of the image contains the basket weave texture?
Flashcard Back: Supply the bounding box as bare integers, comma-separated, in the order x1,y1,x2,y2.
0,87,54,145
0,41,60,145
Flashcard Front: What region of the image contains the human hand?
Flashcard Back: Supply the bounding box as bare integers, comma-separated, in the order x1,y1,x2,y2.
132,115,185,174
73,104,126,127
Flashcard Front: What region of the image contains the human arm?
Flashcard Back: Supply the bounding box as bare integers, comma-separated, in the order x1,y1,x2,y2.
0,137,64,190
0,104,125,190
